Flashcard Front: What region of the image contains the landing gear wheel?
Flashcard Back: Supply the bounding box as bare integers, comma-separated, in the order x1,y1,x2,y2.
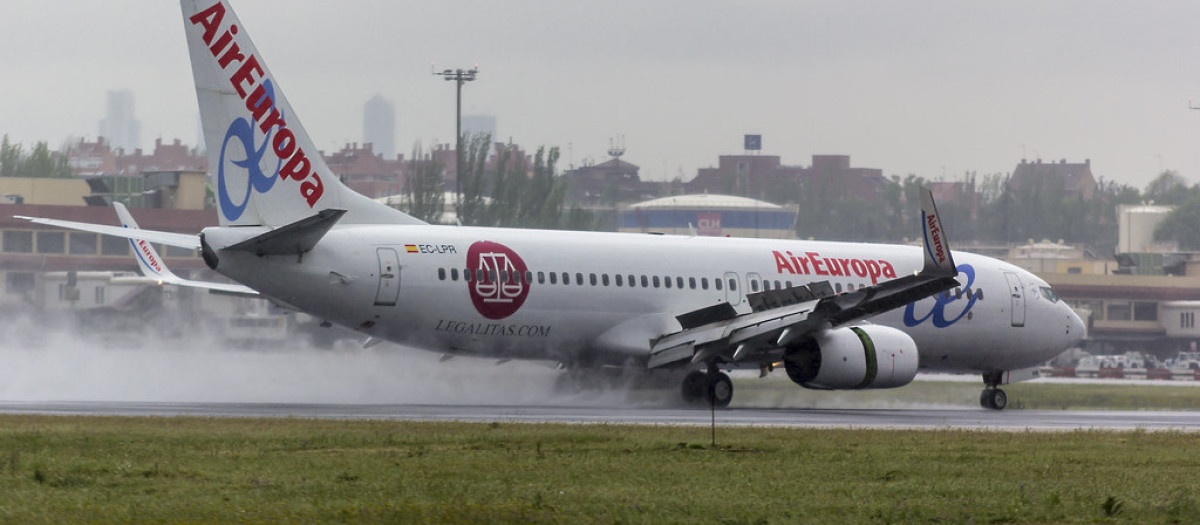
681,371,707,404
980,388,1007,410
680,370,734,408
708,372,733,408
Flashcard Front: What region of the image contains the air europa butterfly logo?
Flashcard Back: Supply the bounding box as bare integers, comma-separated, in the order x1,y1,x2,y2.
467,241,529,320
903,263,977,328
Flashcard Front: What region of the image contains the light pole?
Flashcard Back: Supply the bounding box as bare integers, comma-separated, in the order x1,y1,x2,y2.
433,65,478,219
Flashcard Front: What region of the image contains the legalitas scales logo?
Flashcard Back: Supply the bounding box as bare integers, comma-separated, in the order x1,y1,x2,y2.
467,241,529,320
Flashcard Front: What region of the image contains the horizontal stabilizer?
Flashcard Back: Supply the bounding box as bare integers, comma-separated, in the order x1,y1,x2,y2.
225,208,347,256
14,215,199,249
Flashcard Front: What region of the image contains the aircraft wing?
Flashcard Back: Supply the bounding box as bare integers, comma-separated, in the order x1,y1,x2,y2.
14,205,259,297
647,187,959,369
14,214,200,249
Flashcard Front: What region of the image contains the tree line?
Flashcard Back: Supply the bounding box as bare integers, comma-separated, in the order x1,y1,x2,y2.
770,167,1170,257
400,133,600,230
0,136,74,179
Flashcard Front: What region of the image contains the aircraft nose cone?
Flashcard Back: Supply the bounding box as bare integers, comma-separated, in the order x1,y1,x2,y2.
1067,306,1086,343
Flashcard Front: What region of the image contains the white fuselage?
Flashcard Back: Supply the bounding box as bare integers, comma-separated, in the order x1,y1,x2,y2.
205,224,1085,374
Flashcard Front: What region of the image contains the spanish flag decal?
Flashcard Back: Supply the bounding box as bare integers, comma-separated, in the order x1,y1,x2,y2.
405,244,419,253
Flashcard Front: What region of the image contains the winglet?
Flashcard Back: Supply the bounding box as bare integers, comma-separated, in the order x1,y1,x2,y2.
115,202,181,282
114,202,259,296
919,187,957,277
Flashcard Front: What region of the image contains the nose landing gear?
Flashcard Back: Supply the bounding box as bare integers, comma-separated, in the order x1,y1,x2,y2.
980,387,1007,410
980,371,1007,410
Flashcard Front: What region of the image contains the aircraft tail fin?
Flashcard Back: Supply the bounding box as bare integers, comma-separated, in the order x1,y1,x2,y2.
180,0,424,227
918,186,957,277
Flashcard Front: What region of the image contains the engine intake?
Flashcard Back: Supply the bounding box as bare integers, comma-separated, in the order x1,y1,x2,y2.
784,325,918,390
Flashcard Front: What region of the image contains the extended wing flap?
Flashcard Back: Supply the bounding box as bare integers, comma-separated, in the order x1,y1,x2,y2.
649,298,820,369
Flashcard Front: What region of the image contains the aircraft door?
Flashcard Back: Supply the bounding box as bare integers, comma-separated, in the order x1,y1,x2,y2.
723,272,741,306
1004,272,1025,327
375,247,400,306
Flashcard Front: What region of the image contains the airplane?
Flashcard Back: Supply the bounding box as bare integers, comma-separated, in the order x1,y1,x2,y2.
17,0,1085,410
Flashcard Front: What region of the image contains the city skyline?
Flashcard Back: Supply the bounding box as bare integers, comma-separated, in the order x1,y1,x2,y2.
3,1,1200,189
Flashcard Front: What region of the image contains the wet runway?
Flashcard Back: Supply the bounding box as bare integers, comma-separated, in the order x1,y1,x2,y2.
3,401,1200,431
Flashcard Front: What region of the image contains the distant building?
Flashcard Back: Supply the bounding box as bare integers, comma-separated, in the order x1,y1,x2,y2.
323,142,405,199
363,95,396,160
564,158,663,209
685,154,886,204
619,194,796,239
1008,158,1097,200
66,137,205,178
98,90,141,153
1116,205,1176,255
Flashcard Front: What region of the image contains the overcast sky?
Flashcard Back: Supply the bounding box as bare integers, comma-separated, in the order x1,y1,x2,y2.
4,1,1200,189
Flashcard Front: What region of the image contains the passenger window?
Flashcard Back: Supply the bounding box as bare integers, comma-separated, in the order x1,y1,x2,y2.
576,273,584,285
477,269,485,281
438,268,446,280
616,274,623,287
750,280,759,292
538,271,545,284
664,276,672,289
715,278,723,291
676,277,684,289
451,268,459,281
562,272,569,284
465,269,473,282
550,272,558,284
835,283,843,293
590,273,597,286
602,274,610,286
728,279,737,291
525,271,533,283
701,277,709,290
653,276,660,288
641,275,649,287
775,280,782,290
689,277,696,289
628,274,635,287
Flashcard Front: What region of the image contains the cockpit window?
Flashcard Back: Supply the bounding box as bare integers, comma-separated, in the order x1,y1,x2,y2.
1040,286,1059,303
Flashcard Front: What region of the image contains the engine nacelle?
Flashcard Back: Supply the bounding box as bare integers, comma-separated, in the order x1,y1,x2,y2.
784,325,919,390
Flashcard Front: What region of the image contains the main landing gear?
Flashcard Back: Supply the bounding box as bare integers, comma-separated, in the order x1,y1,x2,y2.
980,371,1007,410
681,368,733,408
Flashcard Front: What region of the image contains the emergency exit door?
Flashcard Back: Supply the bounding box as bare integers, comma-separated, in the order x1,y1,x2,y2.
375,248,400,306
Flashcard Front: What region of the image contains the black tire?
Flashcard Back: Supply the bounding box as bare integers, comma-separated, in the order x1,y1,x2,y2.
981,388,1007,410
980,389,995,409
990,388,1007,410
681,371,707,404
708,372,733,408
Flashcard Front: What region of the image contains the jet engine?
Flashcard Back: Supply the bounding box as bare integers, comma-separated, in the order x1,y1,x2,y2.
784,325,919,390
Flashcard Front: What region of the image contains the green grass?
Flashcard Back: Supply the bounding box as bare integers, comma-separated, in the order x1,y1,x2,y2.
2,415,1200,523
